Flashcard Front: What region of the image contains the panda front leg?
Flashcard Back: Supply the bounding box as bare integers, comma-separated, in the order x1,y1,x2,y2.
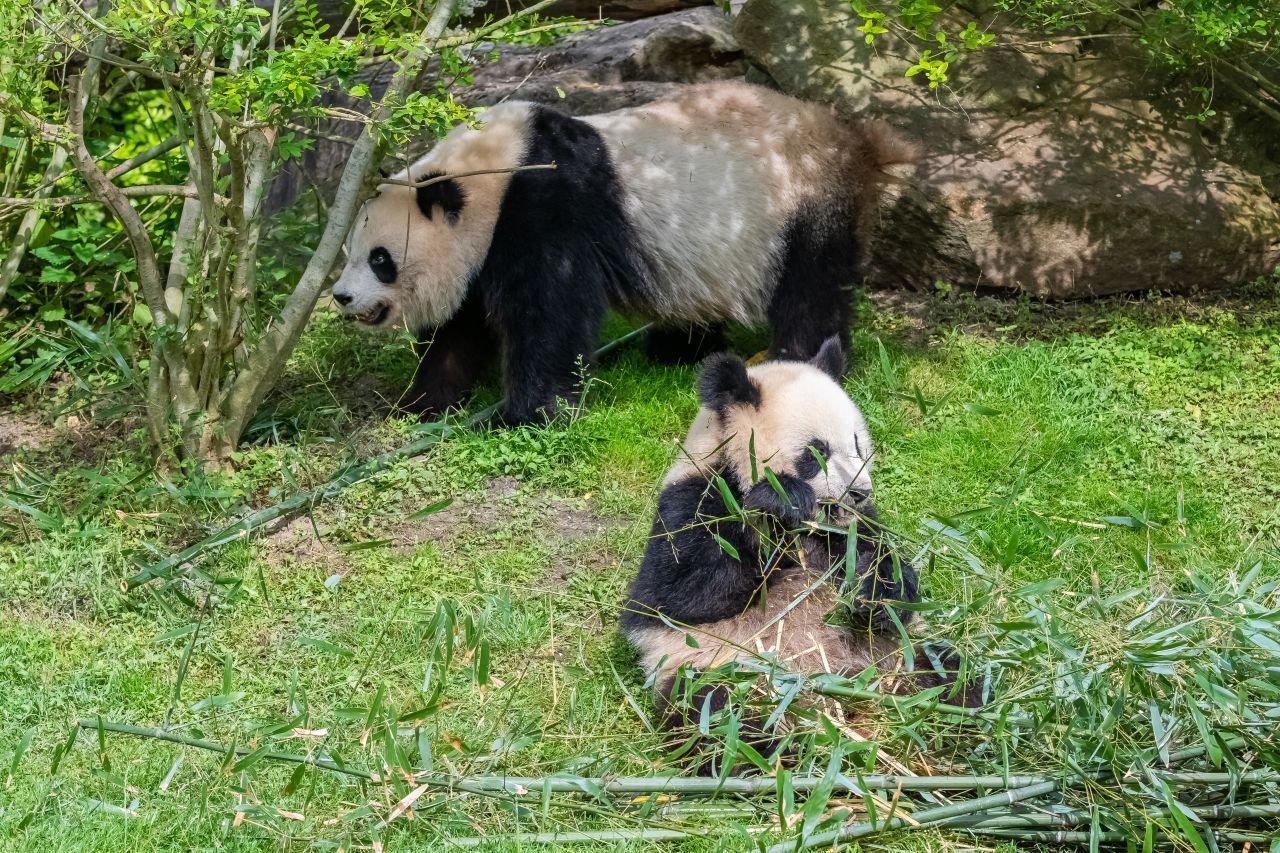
403,291,497,421
493,276,607,427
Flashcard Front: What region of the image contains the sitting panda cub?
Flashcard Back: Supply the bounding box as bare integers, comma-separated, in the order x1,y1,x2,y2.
329,81,911,426
622,339,944,732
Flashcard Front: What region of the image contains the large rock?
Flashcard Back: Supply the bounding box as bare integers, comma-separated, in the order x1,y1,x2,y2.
268,8,742,210
736,0,1280,297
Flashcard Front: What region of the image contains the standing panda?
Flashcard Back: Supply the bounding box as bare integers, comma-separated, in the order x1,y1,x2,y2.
621,338,967,743
329,81,912,425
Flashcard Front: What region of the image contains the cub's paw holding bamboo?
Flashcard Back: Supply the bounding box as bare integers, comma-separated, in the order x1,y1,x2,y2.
620,338,972,769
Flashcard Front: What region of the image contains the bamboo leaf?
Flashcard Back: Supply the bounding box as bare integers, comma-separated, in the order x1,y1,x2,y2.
407,498,453,520
298,636,354,657
710,532,739,561
7,729,34,785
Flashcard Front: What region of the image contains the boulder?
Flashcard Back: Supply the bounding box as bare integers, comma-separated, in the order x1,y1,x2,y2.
736,0,1280,297
267,7,741,210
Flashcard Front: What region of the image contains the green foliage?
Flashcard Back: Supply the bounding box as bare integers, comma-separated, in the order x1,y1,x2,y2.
851,0,995,87
851,0,1279,115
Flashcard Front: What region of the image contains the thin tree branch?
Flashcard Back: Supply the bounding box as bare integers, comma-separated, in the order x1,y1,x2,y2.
66,76,169,325
0,147,69,304
104,134,184,180
1217,67,1280,125
435,0,563,48
0,93,66,144
375,162,557,187
1,184,224,207
217,0,467,448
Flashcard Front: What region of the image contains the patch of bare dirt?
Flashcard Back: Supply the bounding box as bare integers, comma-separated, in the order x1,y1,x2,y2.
0,410,54,457
390,476,617,552
260,475,622,572
261,515,351,570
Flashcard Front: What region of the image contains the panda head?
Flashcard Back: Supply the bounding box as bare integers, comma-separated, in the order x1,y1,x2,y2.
685,337,875,524
329,172,477,331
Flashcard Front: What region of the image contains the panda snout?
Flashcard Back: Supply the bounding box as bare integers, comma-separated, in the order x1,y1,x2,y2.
846,486,871,507
331,290,392,327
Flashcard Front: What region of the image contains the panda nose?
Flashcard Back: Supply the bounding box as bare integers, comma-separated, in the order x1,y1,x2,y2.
333,291,353,307
847,487,871,506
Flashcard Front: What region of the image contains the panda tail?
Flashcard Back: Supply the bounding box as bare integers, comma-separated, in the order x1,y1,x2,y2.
846,118,919,193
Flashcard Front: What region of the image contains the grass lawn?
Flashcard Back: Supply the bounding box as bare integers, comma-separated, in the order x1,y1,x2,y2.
1,287,1278,850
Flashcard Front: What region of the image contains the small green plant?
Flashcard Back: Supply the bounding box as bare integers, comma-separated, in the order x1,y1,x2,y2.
0,0,578,470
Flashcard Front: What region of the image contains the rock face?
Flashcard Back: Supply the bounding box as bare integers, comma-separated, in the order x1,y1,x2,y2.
736,0,1280,297
267,8,742,210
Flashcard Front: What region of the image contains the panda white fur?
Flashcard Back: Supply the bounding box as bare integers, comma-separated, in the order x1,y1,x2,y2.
620,339,966,738
330,81,912,425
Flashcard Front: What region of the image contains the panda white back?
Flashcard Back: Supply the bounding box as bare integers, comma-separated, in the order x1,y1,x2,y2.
585,82,867,326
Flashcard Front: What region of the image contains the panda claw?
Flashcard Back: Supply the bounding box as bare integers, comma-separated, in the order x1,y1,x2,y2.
849,548,919,628
743,475,817,528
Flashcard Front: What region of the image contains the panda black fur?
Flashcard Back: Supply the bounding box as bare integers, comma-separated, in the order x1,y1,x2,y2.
330,82,912,425
620,339,961,740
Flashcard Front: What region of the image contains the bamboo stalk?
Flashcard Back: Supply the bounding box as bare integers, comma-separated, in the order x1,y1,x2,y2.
812,680,986,720
765,779,1062,853
123,404,495,589
442,829,697,847
951,802,1280,829
125,324,651,590
78,718,377,781
1157,770,1279,784
965,828,1125,843
74,718,1280,846
964,827,1279,844
76,718,1055,800
455,773,1051,795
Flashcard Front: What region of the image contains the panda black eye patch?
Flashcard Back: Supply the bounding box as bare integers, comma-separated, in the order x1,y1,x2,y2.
368,247,397,284
796,439,830,479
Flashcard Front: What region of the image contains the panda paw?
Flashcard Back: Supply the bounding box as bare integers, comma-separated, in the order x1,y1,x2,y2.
743,475,817,528
850,546,919,629
487,405,557,430
400,388,461,424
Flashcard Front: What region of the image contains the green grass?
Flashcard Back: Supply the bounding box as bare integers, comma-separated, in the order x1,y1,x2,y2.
1,289,1279,850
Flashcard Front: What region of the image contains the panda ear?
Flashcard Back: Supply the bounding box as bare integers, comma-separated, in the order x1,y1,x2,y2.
698,352,761,413
809,336,846,381
416,173,466,223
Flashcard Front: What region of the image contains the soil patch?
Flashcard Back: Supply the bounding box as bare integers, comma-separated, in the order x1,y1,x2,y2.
261,476,621,568
0,410,54,457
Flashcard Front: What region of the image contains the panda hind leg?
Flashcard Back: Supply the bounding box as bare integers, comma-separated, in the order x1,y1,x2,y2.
657,674,781,776
848,542,920,631
908,647,986,708
765,209,858,364
643,324,728,365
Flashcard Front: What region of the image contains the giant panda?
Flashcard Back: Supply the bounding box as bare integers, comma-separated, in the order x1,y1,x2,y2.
620,338,966,750
329,81,912,426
